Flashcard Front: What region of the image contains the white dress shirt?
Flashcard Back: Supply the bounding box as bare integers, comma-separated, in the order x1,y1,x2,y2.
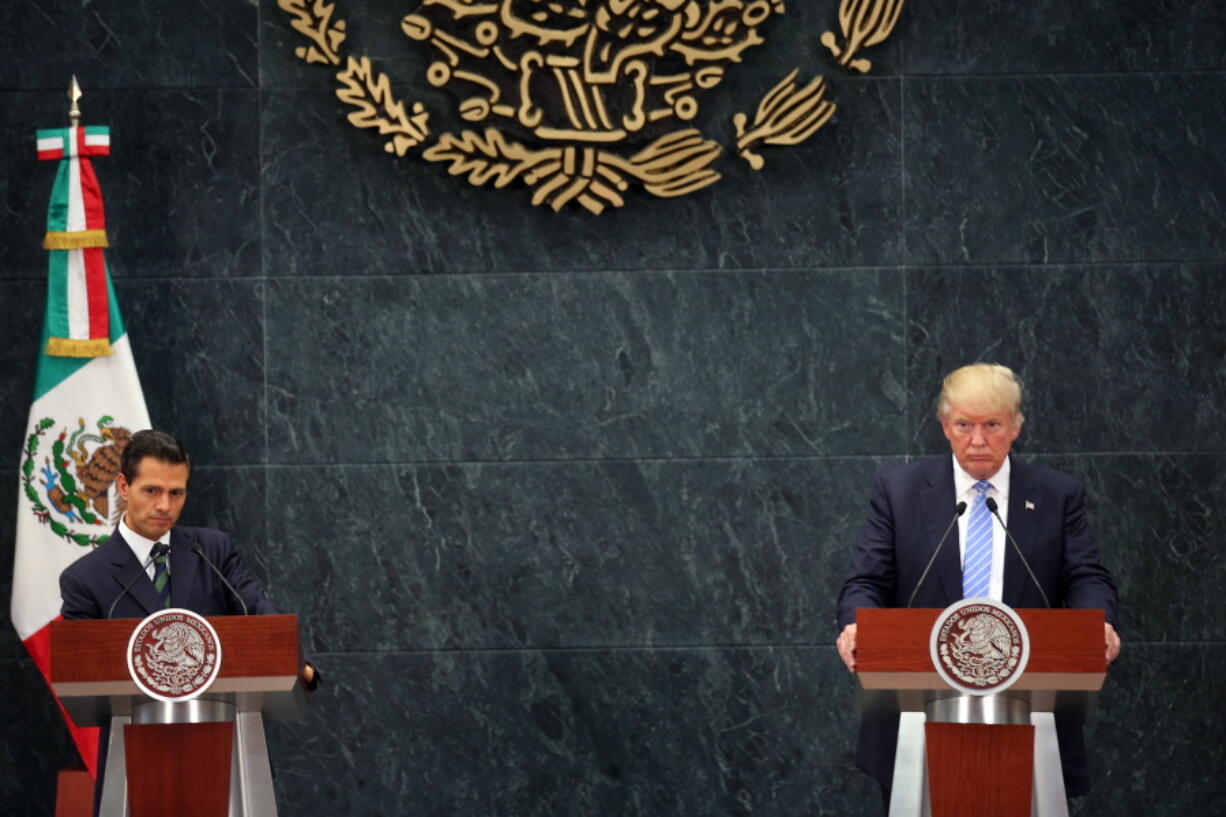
952,454,1009,601
119,515,170,580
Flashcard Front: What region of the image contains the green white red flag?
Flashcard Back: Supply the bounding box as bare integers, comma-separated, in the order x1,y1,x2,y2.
12,122,151,778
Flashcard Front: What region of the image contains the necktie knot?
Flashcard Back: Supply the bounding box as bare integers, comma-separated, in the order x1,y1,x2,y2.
974,480,991,495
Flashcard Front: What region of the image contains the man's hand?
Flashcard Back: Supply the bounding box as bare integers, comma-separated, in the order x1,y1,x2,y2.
301,663,316,684
1105,623,1121,664
837,623,858,673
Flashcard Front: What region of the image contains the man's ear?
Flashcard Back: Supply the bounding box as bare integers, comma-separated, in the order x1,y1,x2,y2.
116,473,130,500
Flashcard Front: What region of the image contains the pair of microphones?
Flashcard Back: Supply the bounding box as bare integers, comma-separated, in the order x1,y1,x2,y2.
105,541,250,618
906,496,1050,608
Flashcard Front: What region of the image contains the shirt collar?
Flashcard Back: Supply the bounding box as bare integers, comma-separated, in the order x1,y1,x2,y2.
951,453,1011,500
118,515,170,565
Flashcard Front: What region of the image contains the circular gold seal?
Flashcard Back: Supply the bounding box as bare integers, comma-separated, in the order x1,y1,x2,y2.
929,599,1030,695
126,608,222,702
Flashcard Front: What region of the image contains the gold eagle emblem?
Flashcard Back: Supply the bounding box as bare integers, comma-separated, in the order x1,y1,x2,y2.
277,0,905,213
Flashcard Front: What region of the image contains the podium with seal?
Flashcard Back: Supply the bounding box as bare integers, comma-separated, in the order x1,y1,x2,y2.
855,602,1106,817
50,612,310,817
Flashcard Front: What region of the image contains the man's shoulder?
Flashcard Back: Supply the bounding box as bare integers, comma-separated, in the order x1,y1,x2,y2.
60,530,124,578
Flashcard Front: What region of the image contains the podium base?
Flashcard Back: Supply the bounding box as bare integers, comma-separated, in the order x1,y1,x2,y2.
889,695,1068,817
98,698,277,817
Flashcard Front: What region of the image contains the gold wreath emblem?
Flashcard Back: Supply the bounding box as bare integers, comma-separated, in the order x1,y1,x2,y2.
276,0,906,214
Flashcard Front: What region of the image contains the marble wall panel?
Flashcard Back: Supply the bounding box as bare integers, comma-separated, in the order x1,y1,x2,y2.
0,0,257,90
1070,644,1226,816
905,264,1226,454
264,458,884,653
0,89,261,282
265,270,904,463
265,646,879,817
902,0,1226,75
0,657,79,817
903,75,1226,266
0,282,43,458
0,469,23,659
259,79,901,275
1033,454,1226,644
117,278,266,466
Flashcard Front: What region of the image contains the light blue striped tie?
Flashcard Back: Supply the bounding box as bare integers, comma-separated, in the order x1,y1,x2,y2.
962,480,992,598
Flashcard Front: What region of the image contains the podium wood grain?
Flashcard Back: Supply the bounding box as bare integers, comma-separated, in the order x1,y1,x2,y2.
856,607,1105,690
125,722,233,817
925,722,1034,817
51,615,300,683
54,770,93,817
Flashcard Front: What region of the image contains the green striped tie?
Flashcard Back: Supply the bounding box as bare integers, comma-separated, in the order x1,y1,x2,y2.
152,548,171,608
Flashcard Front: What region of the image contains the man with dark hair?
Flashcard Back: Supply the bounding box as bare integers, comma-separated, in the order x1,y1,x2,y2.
59,429,316,685
59,429,315,814
117,427,190,482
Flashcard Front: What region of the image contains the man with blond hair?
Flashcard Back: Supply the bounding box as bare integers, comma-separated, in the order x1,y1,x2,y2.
836,363,1120,811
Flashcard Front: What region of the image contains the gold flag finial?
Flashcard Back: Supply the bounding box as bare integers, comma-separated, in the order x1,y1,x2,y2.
68,76,83,126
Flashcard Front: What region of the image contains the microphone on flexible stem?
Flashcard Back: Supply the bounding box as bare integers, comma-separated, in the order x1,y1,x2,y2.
191,541,249,615
107,543,170,619
907,501,968,608
985,496,1051,608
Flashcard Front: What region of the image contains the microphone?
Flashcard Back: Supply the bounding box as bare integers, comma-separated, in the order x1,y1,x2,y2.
191,541,249,615
907,501,968,608
985,496,1051,608
107,543,170,619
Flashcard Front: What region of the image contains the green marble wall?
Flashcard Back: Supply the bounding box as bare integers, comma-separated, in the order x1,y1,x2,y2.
2,1,1224,814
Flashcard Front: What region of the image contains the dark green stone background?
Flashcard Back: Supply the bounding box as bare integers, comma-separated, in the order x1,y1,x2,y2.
2,1,1223,814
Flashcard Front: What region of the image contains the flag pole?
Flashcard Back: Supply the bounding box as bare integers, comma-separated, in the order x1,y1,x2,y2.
68,75,82,126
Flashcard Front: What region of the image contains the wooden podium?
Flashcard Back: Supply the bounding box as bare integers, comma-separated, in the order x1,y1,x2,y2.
855,608,1106,817
50,615,310,817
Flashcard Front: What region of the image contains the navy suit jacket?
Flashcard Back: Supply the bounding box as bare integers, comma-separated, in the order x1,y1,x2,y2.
60,525,313,810
60,525,283,620
836,455,1119,795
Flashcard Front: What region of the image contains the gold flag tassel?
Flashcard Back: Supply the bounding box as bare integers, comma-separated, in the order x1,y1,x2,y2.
42,229,110,250
46,337,113,358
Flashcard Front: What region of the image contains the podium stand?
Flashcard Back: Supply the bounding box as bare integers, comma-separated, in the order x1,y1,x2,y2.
855,608,1105,817
50,615,309,817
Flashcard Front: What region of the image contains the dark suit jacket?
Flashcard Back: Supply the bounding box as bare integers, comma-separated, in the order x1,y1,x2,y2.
836,455,1119,796
60,525,283,620
60,525,312,815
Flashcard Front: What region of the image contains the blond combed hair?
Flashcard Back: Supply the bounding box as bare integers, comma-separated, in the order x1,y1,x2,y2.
937,363,1025,424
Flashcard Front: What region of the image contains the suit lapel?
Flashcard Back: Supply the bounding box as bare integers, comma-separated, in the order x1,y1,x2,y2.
1002,457,1036,605
105,531,162,616
920,457,961,606
168,528,199,611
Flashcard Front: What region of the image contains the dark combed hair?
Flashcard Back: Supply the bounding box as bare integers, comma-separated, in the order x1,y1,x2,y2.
120,429,191,482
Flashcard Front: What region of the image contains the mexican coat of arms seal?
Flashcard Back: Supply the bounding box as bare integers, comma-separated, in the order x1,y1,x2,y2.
126,609,223,702
929,599,1031,695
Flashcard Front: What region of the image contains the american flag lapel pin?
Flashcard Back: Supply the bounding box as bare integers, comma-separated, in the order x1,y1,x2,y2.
1025,500,1036,510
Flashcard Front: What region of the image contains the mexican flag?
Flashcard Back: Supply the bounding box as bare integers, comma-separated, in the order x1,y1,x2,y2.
11,123,150,778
